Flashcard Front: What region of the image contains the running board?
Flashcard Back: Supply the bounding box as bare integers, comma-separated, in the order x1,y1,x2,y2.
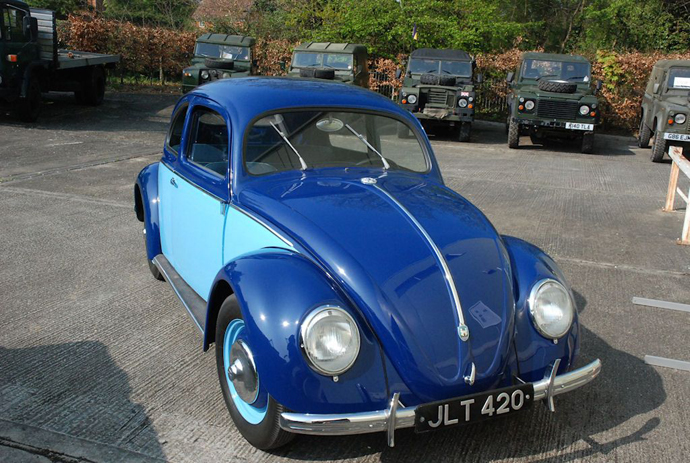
153,254,206,333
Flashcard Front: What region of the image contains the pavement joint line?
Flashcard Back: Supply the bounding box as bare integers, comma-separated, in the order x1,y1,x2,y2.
644,355,690,372
554,255,690,277
632,297,690,313
0,151,160,185
0,185,131,209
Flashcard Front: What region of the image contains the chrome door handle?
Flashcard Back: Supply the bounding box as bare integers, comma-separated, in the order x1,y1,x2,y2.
170,178,177,187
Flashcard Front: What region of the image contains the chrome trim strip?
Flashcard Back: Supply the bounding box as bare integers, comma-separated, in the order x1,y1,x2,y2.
153,254,205,333
279,359,602,445
371,184,470,341
229,204,294,248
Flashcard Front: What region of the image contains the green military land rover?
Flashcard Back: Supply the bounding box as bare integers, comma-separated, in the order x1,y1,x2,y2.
287,42,369,88
638,60,690,162
182,34,256,93
506,52,602,153
397,48,481,142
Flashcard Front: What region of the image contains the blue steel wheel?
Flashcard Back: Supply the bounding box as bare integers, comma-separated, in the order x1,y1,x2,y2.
215,294,294,449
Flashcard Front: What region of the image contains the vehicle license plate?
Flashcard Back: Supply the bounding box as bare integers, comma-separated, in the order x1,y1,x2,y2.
414,384,534,433
566,123,594,131
664,133,690,141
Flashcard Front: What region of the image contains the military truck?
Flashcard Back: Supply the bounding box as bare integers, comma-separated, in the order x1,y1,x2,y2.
638,60,690,162
506,52,602,154
182,34,257,93
0,1,119,122
287,42,369,88
396,48,481,142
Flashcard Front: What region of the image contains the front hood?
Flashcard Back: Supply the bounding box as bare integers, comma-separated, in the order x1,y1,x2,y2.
239,173,515,401
661,94,690,109
518,84,594,100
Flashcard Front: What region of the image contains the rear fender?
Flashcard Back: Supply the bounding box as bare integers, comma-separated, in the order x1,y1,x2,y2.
205,249,390,414
135,162,161,260
502,236,580,382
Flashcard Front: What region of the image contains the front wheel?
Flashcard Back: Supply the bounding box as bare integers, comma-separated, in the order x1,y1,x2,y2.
508,119,519,148
17,77,42,122
638,117,651,148
581,132,595,154
215,295,294,449
651,135,666,162
457,122,471,142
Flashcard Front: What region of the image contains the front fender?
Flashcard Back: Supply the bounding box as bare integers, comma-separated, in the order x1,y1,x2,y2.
135,162,161,260
502,236,580,382
206,249,390,414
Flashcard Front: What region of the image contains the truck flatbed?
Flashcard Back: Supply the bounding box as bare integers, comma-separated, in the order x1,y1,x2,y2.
56,50,120,70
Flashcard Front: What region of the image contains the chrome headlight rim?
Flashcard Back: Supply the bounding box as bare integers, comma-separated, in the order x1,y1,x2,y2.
528,278,575,340
579,105,590,116
674,113,686,124
458,98,468,108
524,100,535,111
407,94,418,104
300,305,361,376
200,70,209,80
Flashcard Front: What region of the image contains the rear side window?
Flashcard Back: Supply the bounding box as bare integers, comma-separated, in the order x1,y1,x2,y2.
2,6,28,42
186,107,228,177
167,105,188,154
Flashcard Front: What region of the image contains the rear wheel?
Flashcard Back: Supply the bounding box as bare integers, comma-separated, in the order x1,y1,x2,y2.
638,116,651,148
508,119,519,148
457,122,471,142
141,204,163,281
651,135,666,162
17,76,42,122
215,295,294,449
78,66,106,106
581,132,595,154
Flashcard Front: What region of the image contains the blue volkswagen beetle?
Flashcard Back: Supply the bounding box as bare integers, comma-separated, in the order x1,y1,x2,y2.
134,78,601,450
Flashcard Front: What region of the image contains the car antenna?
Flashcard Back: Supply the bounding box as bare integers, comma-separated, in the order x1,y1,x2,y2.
270,121,308,170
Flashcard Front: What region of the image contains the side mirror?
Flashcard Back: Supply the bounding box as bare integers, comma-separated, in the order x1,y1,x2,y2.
506,72,514,83
278,61,286,72
475,73,484,84
29,17,38,41
653,83,661,94
252,59,258,67
395,68,402,79
22,16,32,40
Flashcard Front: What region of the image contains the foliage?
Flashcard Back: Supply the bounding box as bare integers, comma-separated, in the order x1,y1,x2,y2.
102,0,196,29
25,0,87,18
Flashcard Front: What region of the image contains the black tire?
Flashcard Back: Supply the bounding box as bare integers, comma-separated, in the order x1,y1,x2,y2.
80,66,105,106
529,134,541,145
651,135,666,162
17,77,42,122
537,79,577,94
638,116,651,148
299,67,316,78
439,75,457,86
420,73,440,85
204,58,234,70
313,69,335,80
508,119,520,148
142,204,164,281
215,295,294,450
581,132,595,154
457,122,471,142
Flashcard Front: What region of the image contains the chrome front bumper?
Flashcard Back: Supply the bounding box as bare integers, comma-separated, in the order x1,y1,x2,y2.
280,359,602,447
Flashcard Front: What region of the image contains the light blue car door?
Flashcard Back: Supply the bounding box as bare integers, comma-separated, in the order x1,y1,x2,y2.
166,101,231,301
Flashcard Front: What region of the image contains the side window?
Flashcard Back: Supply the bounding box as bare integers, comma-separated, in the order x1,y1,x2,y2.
166,105,188,154
186,107,228,176
3,7,28,42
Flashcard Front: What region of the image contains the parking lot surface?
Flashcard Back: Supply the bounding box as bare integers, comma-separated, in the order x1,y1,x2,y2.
1,92,689,463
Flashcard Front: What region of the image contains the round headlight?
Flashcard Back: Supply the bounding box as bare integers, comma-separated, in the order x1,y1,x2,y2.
579,105,590,116
200,70,209,80
301,306,360,376
528,279,575,339
407,94,417,104
675,114,686,124
525,100,535,110
458,98,468,108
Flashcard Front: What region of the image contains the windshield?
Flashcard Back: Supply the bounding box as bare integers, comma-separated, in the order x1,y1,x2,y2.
520,59,591,82
195,43,250,60
668,67,690,89
409,58,472,77
292,52,353,70
245,110,428,175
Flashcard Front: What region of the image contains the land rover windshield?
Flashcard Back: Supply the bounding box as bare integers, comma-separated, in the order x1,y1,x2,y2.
520,59,591,82
409,59,472,77
667,67,690,89
292,53,353,70
195,43,250,60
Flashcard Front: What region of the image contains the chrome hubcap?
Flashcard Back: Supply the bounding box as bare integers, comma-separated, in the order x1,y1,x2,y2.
227,339,259,404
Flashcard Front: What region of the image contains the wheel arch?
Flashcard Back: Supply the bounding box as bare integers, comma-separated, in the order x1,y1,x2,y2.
135,162,161,260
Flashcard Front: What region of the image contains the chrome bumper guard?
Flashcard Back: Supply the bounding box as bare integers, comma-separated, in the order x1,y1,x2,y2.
279,359,602,447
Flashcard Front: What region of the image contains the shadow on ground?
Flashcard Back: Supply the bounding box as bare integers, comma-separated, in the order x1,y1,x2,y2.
0,341,165,460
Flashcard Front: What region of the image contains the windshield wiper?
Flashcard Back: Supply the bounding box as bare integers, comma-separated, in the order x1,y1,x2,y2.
536,74,558,81
344,124,390,170
269,121,308,170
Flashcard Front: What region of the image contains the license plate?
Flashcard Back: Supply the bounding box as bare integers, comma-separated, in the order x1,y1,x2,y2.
566,123,594,131
664,133,690,141
414,384,534,433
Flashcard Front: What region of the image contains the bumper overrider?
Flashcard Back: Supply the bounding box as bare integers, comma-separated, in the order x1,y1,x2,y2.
280,358,601,447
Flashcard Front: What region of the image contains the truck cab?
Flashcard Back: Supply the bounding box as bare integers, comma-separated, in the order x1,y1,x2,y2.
506,52,601,154
397,48,480,142
287,42,369,88
182,34,257,94
638,60,690,162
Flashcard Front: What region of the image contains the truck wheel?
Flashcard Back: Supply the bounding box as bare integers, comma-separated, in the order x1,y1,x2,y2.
80,67,106,106
215,295,294,449
537,79,577,94
581,132,595,154
508,119,520,149
17,77,42,122
638,117,651,148
651,135,666,162
457,122,471,142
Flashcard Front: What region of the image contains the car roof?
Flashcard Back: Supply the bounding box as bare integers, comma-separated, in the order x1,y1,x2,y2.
188,77,411,130
654,59,690,70
196,34,256,47
411,48,472,61
521,52,590,63
293,42,367,54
